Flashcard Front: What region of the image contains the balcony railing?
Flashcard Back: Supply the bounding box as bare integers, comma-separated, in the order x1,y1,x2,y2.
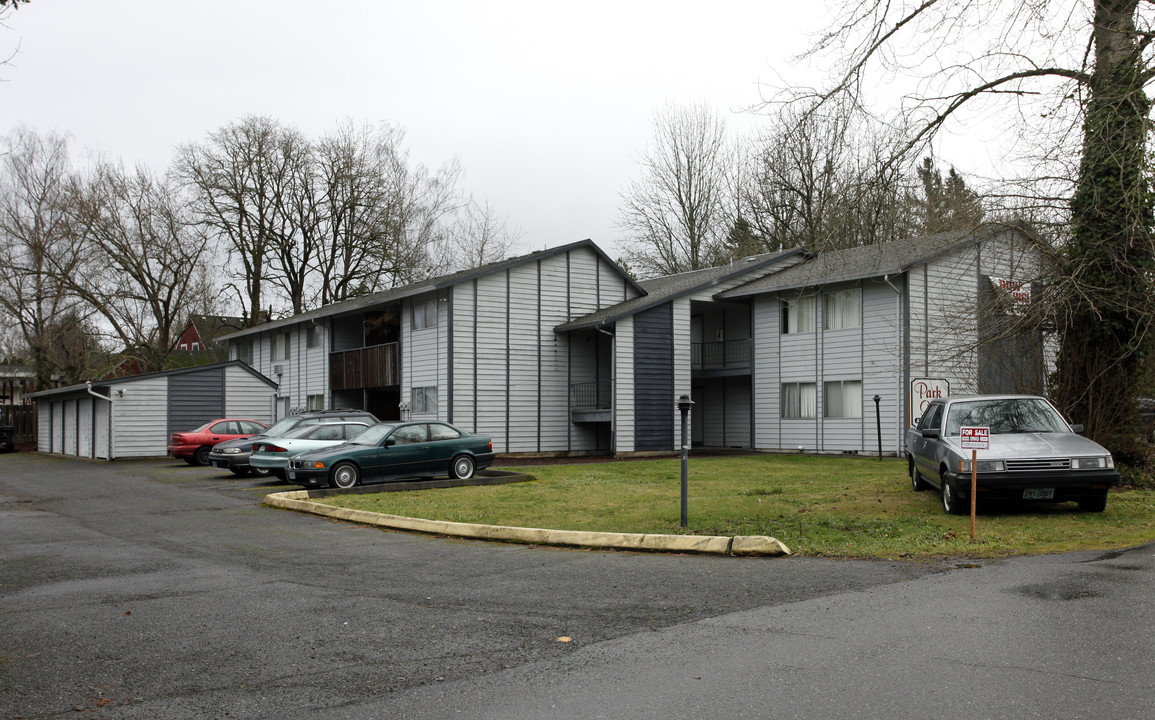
691,339,751,369
330,342,399,390
570,381,613,410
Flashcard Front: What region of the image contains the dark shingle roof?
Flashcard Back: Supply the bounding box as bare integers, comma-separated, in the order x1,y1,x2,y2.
556,247,807,332
219,239,641,341
717,225,1033,299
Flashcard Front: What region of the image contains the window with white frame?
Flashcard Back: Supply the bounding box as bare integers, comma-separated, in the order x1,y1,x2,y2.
273,332,291,361
781,296,816,334
307,394,325,411
306,326,319,349
781,382,817,419
823,289,862,330
412,386,438,414
824,380,863,418
412,297,438,330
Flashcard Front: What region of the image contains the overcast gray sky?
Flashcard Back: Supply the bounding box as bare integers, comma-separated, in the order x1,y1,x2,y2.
1,1,839,261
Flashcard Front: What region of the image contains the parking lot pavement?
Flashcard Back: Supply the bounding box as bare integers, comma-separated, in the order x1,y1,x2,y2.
1,454,954,719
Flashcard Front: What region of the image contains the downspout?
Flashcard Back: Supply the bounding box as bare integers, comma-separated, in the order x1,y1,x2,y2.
883,275,902,456
86,382,115,460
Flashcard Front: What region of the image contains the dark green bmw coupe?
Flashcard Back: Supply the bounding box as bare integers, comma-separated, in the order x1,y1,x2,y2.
284,421,495,489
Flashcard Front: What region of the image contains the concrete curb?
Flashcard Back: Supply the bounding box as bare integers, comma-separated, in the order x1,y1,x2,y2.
263,489,791,557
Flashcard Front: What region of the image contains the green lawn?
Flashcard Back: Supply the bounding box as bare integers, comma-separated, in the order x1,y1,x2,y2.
314,454,1155,559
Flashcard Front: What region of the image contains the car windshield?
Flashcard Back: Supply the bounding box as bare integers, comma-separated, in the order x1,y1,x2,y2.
351,424,396,445
263,418,300,436
945,398,1069,436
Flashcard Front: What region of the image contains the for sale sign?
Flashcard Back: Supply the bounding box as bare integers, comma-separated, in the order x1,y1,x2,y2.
960,426,990,450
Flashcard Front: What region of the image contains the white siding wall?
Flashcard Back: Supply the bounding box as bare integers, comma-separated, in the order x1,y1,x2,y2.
224,366,276,424
450,283,478,433
508,264,542,452
613,316,635,452
862,278,905,454
112,378,168,458
403,291,445,422
538,255,573,451
672,297,692,448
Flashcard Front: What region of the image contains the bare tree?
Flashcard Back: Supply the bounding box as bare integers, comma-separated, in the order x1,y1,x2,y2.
430,196,522,273
176,116,287,324
617,103,734,277
0,128,87,387
64,162,214,372
776,0,1155,457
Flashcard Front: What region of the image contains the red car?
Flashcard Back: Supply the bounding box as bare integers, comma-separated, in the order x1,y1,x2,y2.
168,418,268,466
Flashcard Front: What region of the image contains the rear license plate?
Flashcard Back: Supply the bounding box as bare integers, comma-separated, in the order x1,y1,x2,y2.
287,471,296,480
1023,488,1055,500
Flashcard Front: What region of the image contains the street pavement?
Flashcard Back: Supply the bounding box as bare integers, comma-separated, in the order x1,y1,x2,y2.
1,453,1152,719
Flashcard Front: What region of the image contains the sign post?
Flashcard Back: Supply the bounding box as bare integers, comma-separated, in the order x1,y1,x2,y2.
959,426,989,541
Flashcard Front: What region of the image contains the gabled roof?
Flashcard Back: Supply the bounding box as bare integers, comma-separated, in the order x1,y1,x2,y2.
219,239,641,341
185,315,249,345
556,247,808,332
717,224,1039,299
28,360,277,399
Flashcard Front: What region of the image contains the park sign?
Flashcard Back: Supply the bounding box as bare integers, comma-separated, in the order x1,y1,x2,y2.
960,426,990,450
910,378,949,425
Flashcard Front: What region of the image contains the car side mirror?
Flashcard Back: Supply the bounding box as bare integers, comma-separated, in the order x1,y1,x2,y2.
1069,423,1084,434
921,428,941,439
383,438,396,447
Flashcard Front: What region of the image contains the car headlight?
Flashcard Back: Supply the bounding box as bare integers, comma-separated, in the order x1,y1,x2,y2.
220,447,242,454
1073,456,1113,470
958,459,1005,473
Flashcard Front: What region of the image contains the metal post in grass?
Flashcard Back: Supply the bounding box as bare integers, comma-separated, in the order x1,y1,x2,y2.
873,394,882,460
677,394,694,528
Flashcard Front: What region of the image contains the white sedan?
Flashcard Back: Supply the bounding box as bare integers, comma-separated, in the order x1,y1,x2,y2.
249,421,371,478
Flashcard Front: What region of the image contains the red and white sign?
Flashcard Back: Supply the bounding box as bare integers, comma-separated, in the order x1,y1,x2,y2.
960,426,990,450
910,378,950,425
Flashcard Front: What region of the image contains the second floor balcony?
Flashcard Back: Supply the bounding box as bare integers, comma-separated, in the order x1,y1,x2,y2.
330,342,398,391
691,338,750,371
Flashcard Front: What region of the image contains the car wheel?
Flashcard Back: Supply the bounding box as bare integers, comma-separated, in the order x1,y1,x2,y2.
910,458,928,492
450,454,476,480
330,462,360,490
183,456,199,466
941,471,965,515
192,446,211,466
1078,491,1108,513
250,467,272,477
229,467,248,477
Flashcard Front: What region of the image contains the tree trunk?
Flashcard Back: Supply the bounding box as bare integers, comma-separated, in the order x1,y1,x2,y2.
1056,0,1153,459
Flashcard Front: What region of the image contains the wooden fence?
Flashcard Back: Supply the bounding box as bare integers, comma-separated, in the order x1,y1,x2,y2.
1,404,37,449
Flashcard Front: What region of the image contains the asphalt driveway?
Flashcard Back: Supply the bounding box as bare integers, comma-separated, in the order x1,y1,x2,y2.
2,453,1151,719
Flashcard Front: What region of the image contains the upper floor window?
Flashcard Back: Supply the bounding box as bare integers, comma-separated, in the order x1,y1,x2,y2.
306,326,319,349
236,340,254,365
781,296,816,334
824,289,861,330
273,332,291,361
412,297,438,331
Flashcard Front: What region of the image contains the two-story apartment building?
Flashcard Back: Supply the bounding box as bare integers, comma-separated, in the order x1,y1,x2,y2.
216,223,1048,458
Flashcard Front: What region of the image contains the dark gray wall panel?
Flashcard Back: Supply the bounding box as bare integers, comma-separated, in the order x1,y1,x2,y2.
634,303,675,451
168,368,226,434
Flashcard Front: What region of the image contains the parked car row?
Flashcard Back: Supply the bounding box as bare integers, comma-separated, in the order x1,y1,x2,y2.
168,410,495,488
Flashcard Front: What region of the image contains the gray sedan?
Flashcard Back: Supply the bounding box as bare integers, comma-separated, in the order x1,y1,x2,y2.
907,395,1119,514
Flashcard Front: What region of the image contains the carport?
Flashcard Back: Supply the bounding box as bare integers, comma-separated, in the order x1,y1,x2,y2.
29,361,277,460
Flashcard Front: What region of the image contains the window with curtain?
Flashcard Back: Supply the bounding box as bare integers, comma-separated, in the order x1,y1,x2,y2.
781,296,816,334
781,382,817,419
823,289,862,330
824,380,863,418
412,386,438,413
412,297,438,330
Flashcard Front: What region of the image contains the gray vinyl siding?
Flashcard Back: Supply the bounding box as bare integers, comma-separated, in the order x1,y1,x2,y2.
224,365,276,423
508,264,541,452
474,272,511,451
539,254,575,451
404,291,445,422
113,378,168,458
613,316,636,451
449,283,477,432
862,278,905,454
672,297,692,448
633,303,675,451
752,295,780,450
168,367,225,435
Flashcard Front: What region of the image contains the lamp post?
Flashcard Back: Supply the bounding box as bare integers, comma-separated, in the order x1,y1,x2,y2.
873,394,882,460
677,394,694,527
